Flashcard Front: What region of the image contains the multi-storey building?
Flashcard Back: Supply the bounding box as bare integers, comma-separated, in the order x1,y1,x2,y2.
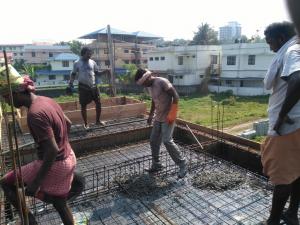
208,43,274,96
23,45,72,65
35,53,79,86
219,21,242,43
147,45,221,86
79,27,161,71
0,44,27,62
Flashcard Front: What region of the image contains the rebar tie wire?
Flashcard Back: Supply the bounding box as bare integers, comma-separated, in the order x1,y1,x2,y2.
3,50,29,225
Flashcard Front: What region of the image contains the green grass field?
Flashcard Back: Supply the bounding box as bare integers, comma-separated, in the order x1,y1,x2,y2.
54,93,269,129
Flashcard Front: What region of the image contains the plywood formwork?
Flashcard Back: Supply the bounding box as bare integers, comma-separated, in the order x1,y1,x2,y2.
16,97,147,133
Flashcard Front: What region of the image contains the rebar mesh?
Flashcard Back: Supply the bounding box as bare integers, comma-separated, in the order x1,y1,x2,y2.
2,141,294,225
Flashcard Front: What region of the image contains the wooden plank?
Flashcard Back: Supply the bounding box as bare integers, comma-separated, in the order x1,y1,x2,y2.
17,97,146,133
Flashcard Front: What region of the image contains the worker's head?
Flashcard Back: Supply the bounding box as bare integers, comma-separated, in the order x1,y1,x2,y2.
286,0,300,35
0,65,35,108
135,68,153,87
264,21,295,52
81,47,93,60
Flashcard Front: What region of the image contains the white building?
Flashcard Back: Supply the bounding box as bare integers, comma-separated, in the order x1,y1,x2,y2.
219,21,242,42
35,53,79,87
147,45,221,86
208,43,274,96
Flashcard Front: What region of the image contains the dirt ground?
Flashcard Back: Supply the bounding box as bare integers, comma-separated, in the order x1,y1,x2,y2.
223,120,262,135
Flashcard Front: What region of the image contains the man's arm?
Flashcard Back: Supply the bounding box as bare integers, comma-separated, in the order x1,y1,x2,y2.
147,99,155,125
274,71,300,134
95,69,110,76
26,137,58,195
166,87,179,124
166,87,179,104
64,114,72,134
69,72,76,85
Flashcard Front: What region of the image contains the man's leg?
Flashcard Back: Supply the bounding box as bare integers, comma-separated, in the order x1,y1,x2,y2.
149,121,163,170
0,180,38,225
80,104,88,128
95,99,102,125
51,197,74,225
267,184,291,224
283,177,300,224
94,86,105,125
161,122,187,178
67,172,85,201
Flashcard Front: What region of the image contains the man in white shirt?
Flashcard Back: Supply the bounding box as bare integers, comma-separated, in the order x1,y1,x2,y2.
262,21,300,225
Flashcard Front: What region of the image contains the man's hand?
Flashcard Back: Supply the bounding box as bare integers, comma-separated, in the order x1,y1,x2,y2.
25,181,40,197
166,104,178,124
273,115,294,135
147,114,153,125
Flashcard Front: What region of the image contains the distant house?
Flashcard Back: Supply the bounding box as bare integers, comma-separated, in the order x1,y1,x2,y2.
0,44,27,63
0,52,13,67
35,53,79,87
209,43,274,96
24,45,72,65
147,45,221,86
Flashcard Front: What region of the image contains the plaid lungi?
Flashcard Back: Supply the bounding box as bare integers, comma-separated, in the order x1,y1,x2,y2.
4,150,76,198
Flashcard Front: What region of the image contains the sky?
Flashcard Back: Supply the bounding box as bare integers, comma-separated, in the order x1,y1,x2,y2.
0,0,291,44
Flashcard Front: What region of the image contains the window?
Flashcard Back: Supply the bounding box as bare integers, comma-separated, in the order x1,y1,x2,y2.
226,80,232,85
211,55,218,64
227,56,236,65
142,49,147,54
62,61,69,67
20,53,23,56
124,49,129,53
240,80,244,87
192,55,196,58
49,52,53,57
104,49,109,54
131,60,136,64
160,56,165,60
143,60,147,64
178,56,183,65
14,53,17,56
136,60,141,64
63,75,70,81
49,75,56,80
149,57,153,61
124,60,129,64
248,55,256,65
155,57,159,61
32,52,36,57
105,60,110,66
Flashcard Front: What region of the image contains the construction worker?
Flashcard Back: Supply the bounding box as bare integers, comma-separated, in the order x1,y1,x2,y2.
69,47,108,129
261,21,300,225
0,66,84,225
135,68,187,178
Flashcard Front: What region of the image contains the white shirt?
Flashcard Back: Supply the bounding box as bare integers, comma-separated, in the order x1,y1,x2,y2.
267,43,300,135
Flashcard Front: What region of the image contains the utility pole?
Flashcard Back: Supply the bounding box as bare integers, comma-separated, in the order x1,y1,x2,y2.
107,25,116,96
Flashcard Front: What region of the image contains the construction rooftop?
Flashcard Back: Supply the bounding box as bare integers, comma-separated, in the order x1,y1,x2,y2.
0,97,298,225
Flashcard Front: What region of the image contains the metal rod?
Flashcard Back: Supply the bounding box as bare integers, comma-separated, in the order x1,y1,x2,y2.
3,51,29,225
185,124,204,150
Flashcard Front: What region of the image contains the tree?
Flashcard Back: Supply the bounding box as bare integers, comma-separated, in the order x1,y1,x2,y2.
191,23,219,45
68,40,84,55
118,64,137,84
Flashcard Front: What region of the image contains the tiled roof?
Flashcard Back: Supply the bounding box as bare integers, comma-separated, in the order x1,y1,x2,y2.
49,53,79,61
79,27,161,40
